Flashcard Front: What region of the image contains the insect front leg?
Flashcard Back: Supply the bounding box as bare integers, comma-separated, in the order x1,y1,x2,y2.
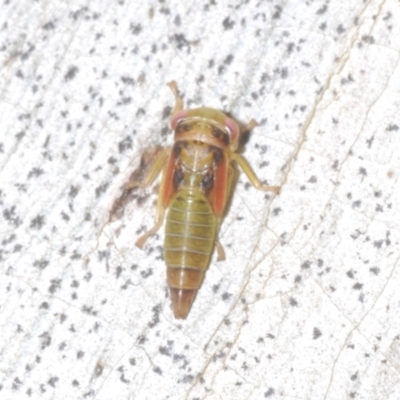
241,118,258,132
231,153,280,194
167,80,184,115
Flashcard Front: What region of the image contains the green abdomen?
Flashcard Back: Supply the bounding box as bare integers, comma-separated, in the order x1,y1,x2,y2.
164,188,217,318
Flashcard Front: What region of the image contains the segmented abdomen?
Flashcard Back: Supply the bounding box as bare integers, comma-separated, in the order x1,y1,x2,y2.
164,188,217,319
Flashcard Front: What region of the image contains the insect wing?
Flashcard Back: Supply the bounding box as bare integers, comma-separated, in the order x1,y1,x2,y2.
161,148,180,208
206,150,230,217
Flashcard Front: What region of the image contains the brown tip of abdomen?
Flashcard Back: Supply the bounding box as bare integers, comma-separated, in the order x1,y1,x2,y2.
169,288,198,319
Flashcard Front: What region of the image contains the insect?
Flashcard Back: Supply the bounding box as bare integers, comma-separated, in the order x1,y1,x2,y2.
127,82,280,319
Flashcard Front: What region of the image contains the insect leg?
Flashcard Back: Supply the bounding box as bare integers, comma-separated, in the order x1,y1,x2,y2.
135,194,166,248
125,148,170,190
135,152,174,248
215,239,226,261
241,118,258,132
167,81,184,114
231,153,280,194
125,149,170,248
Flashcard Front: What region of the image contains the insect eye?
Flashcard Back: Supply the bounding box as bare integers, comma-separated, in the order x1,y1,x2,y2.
170,110,188,129
224,118,240,143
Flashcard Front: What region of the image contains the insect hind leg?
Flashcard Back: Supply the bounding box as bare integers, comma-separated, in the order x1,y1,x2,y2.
124,149,170,248
136,200,165,248
215,239,226,261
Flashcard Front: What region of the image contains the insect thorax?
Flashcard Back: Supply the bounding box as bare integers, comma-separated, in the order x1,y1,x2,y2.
172,139,224,191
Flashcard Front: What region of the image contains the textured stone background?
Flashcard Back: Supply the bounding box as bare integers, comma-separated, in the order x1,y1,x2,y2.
1,1,400,399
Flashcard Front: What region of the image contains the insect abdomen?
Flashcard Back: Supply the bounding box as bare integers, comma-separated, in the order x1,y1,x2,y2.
164,188,217,319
